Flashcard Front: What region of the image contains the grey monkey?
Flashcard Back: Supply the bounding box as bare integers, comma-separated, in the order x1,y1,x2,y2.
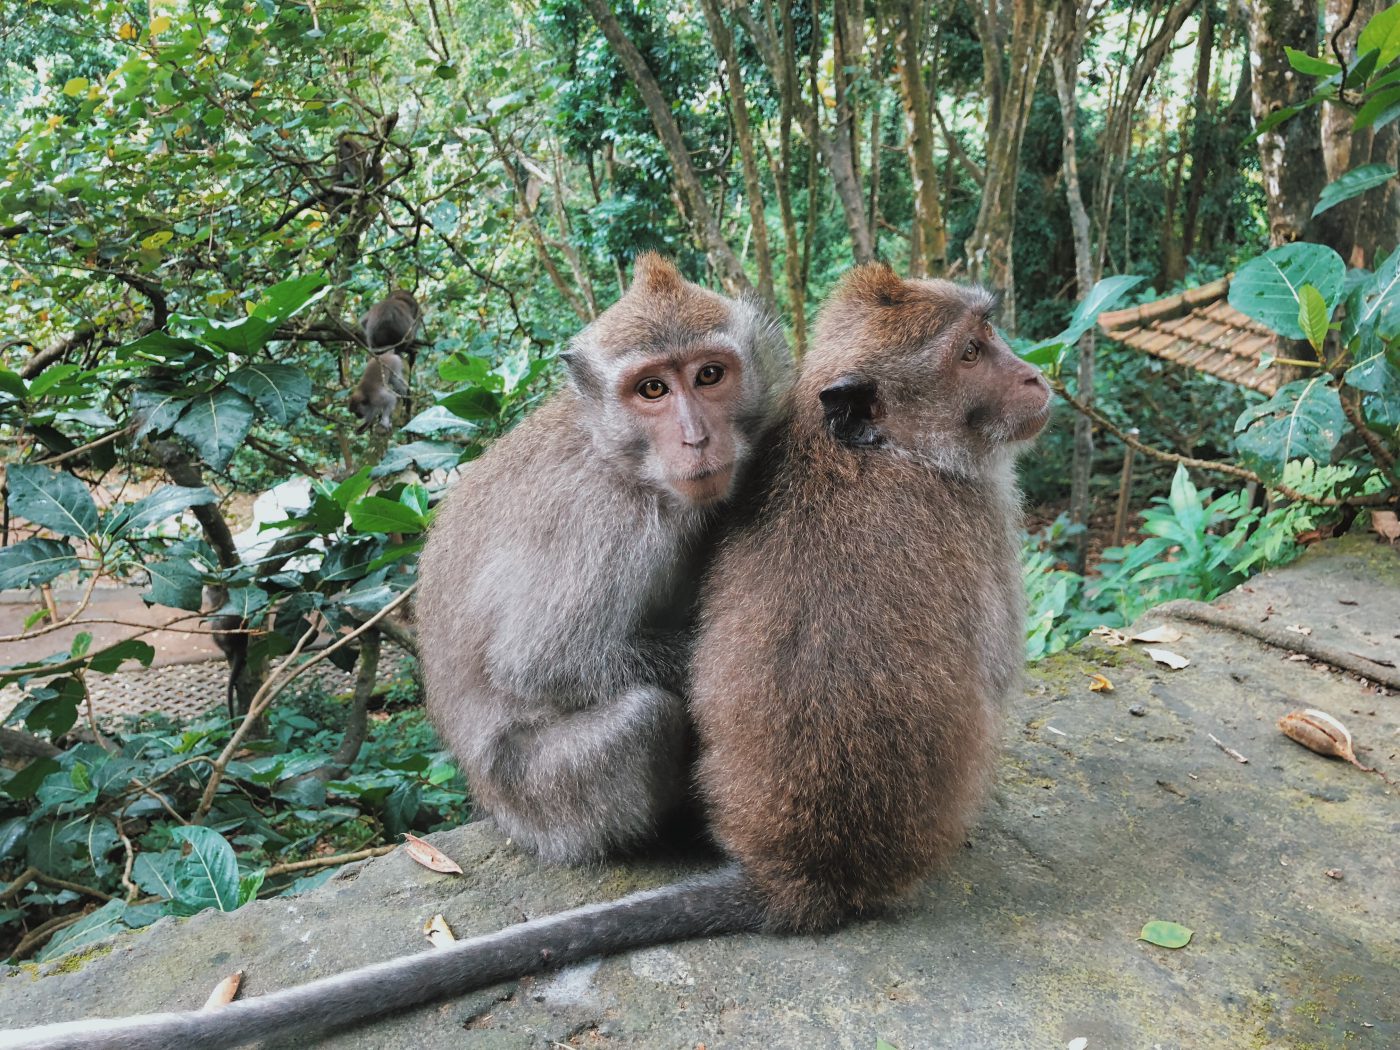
347,350,408,433
414,252,791,864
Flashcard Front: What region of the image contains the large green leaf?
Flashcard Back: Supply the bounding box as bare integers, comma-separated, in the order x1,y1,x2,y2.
371,440,469,478
173,389,255,470
143,554,205,612
1344,336,1400,433
227,363,312,423
249,274,329,325
1285,47,1341,78
1346,244,1400,341
1311,162,1397,217
130,389,190,440
169,825,241,915
6,465,99,538
1354,85,1400,131
0,538,79,590
101,485,216,537
1020,275,1146,365
1297,284,1329,352
1229,244,1346,339
348,496,429,535
35,899,129,962
1234,378,1346,479
1359,3,1400,70
181,314,278,358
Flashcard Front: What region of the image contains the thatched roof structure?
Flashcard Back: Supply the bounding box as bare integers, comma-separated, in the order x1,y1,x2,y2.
1096,277,1285,394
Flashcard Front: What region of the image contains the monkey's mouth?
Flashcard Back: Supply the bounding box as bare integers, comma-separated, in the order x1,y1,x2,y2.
671,463,736,504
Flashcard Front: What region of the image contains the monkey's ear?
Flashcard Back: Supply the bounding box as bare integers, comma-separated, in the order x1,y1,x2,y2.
630,253,684,295
560,349,604,400
819,374,884,448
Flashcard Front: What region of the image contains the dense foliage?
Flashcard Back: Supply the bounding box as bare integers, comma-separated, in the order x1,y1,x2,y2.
0,0,1395,961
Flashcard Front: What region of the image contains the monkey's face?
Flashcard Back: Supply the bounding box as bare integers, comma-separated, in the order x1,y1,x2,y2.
614,345,748,506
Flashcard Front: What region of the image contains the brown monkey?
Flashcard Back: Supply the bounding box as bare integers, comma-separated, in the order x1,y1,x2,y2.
0,267,1048,1050
360,290,421,351
347,351,408,433
332,133,382,189
415,253,792,864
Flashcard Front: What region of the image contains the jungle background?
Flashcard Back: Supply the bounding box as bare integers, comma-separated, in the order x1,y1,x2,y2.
0,0,1395,963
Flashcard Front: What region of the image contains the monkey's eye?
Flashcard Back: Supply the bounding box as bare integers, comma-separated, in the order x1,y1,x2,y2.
696,364,725,386
637,378,669,400
961,343,981,364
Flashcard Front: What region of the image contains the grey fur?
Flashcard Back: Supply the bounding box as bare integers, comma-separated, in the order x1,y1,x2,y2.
415,258,790,864
347,350,408,433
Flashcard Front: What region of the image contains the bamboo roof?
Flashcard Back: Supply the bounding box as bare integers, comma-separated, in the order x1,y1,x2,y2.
1096,276,1284,395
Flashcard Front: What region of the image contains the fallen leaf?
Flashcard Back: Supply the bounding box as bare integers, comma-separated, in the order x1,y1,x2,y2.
202,971,243,1010
1090,626,1129,646
1067,1040,1089,1050
1278,709,1374,772
423,913,457,947
1046,724,1067,736
1285,624,1313,636
1324,868,1344,880
1130,624,1183,644
1372,510,1399,543
1086,672,1114,692
1139,920,1193,949
401,833,464,875
1145,648,1190,670
1287,653,1310,662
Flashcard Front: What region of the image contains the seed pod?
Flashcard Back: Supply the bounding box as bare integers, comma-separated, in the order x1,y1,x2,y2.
1277,708,1373,772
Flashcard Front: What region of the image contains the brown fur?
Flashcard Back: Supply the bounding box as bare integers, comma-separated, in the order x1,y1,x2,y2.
692,264,1050,932
361,290,420,351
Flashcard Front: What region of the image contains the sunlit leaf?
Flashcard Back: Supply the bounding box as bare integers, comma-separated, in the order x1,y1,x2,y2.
1311,163,1397,217
1140,920,1193,949
1234,377,1346,480
1229,243,1345,339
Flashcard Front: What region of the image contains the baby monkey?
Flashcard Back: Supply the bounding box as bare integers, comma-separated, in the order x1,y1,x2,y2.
0,266,1049,1050
347,350,408,433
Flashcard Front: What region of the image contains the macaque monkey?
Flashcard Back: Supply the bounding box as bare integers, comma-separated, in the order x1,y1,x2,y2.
332,133,382,190
416,252,791,864
0,267,1050,1050
347,351,408,433
360,290,421,352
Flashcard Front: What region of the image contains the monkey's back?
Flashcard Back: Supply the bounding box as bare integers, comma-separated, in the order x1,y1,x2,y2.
692,441,1022,933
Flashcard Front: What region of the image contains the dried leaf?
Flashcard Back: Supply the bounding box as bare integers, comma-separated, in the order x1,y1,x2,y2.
1086,673,1114,693
423,913,457,947
1067,1040,1089,1050
1278,709,1373,772
1145,648,1190,670
1130,624,1183,644
202,971,243,1010
1208,733,1249,764
1372,510,1400,543
1091,625,1129,646
1324,868,1344,880
401,833,464,875
1139,920,1193,949
1285,624,1313,636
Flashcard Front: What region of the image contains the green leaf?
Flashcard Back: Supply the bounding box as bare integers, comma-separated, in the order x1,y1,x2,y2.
62,77,89,97
348,496,429,535
1285,47,1341,77
173,389,255,470
131,390,190,440
181,314,278,358
1021,275,1146,365
439,387,502,421
1296,284,1330,352
238,869,267,906
1234,377,1346,480
330,467,372,509
1353,86,1400,131
210,586,268,620
1311,162,1398,217
1250,104,1300,140
371,440,468,478
1359,3,1400,70
7,465,100,538
876,1041,901,1050
102,485,216,537
35,899,128,962
0,368,27,401
1346,244,1400,341
144,556,205,611
1139,920,1193,949
0,538,79,590
85,639,155,674
1228,243,1346,339
227,363,312,424
169,825,241,914
1343,334,1400,431
2,757,61,800
249,275,330,326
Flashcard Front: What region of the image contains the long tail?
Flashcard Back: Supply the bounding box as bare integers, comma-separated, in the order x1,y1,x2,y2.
0,866,759,1050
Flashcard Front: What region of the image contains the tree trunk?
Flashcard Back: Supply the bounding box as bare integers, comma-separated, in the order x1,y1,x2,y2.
966,0,1055,331
1180,2,1214,260
701,0,775,305
1243,0,1334,247
583,0,752,294
1052,0,1098,572
893,0,949,276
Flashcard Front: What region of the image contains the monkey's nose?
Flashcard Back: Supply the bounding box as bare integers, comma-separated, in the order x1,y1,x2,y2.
683,434,710,449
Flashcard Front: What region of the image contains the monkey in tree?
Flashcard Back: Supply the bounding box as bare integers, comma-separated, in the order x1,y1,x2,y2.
360,290,421,352
331,133,383,192
347,350,408,433
0,267,1051,1050
415,252,791,865
201,585,247,718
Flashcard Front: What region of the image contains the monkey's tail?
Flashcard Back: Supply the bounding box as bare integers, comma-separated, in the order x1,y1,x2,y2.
0,865,760,1050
